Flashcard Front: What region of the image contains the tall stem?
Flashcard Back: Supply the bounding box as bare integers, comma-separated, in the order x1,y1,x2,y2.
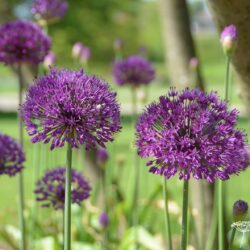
162,176,173,250
218,180,224,250
218,56,230,250
64,144,72,250
181,180,189,250
225,57,230,102
131,88,140,248
17,63,26,250
205,185,218,250
228,228,236,250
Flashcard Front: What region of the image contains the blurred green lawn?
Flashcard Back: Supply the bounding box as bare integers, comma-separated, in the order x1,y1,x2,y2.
0,33,250,238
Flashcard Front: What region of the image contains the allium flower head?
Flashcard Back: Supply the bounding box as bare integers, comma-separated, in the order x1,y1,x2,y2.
35,167,91,209
99,212,109,228
0,133,25,176
233,200,248,221
0,20,51,65
31,0,68,23
113,55,155,87
220,24,237,56
22,68,121,150
136,88,249,182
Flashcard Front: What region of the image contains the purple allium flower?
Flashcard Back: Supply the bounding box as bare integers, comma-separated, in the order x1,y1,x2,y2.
31,0,68,22
97,147,109,164
43,51,56,69
233,200,248,221
72,42,84,59
113,55,155,87
0,133,25,176
79,46,91,64
99,212,109,228
136,88,249,182
35,167,91,209
21,68,121,150
0,20,51,65
220,24,237,55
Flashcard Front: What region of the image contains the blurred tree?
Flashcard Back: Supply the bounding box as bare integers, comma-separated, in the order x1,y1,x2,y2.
208,0,250,116
159,0,205,90
159,0,214,249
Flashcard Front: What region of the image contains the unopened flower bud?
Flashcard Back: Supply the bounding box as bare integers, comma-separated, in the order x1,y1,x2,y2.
233,200,248,221
99,212,109,228
79,46,91,64
113,38,123,52
43,51,56,70
72,42,84,59
97,147,109,165
189,57,199,71
220,24,237,56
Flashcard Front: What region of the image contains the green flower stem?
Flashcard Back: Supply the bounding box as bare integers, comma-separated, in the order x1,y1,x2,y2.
162,176,173,250
64,144,73,250
131,88,140,248
225,57,230,102
181,180,189,250
218,180,224,250
205,185,218,250
218,56,231,250
17,63,26,250
29,143,41,250
228,228,236,250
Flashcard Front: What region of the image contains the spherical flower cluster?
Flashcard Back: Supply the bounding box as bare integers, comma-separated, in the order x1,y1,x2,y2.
220,24,237,56
35,167,91,209
0,20,51,65
0,133,25,176
21,68,121,150
113,55,155,87
31,0,68,23
136,88,249,182
233,200,248,222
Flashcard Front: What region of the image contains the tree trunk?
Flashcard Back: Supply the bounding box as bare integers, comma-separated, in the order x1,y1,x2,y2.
159,0,205,90
208,0,250,115
159,0,214,248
